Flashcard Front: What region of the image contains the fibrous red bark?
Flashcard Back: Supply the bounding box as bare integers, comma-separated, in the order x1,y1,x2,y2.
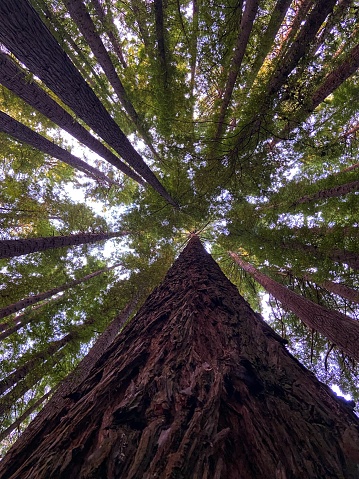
1,236,359,478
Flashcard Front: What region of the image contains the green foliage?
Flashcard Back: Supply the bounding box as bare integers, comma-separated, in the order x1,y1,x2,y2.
1,0,359,451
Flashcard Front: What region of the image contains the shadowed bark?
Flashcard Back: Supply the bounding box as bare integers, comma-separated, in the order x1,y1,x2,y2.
0,0,177,206
64,0,158,158
0,111,117,186
230,252,359,362
90,0,127,68
0,232,124,260
290,179,359,206
0,52,144,185
1,236,359,478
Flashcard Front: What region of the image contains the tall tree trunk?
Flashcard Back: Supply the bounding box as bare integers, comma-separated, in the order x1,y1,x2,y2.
34,299,137,418
0,52,144,185
0,263,121,320
1,236,359,478
311,41,359,108
230,252,359,362
244,0,292,92
64,0,158,158
0,298,63,340
90,0,127,68
0,232,124,260
0,316,97,396
288,241,359,271
214,0,259,142
290,179,359,206
266,0,337,97
0,0,177,207
0,111,117,186
320,278,359,305
0,390,51,443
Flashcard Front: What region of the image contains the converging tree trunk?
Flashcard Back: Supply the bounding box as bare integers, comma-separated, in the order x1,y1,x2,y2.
0,263,121,320
0,315,97,396
0,0,178,207
0,52,144,185
1,236,359,478
0,232,124,260
0,111,116,186
319,278,359,305
64,0,158,158
230,252,359,362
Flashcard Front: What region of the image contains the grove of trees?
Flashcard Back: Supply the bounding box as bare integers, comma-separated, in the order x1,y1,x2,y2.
1,0,359,475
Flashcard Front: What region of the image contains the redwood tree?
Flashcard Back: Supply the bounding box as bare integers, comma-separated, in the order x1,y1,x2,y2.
0,232,124,259
1,236,358,478
230,252,359,362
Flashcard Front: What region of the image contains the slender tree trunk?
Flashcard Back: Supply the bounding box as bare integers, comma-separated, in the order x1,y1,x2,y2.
214,0,259,142
0,298,63,340
90,0,127,68
0,232,124,260
0,263,121,320
0,0,177,207
0,390,51,443
290,241,359,271
1,236,359,478
320,279,359,304
0,316,97,396
244,0,292,92
36,299,137,417
230,252,359,362
266,0,337,97
0,347,68,421
64,0,158,158
311,41,359,108
0,52,144,185
154,0,169,87
291,179,359,206
0,111,117,186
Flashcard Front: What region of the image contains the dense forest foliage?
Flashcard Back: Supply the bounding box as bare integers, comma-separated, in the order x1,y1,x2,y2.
1,0,359,454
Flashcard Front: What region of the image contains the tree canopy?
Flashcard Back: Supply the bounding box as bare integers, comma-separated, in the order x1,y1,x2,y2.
1,0,359,453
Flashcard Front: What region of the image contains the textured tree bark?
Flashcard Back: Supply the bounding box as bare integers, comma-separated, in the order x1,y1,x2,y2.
0,111,116,186
230,252,359,362
0,232,124,260
1,236,359,478
0,263,121,320
0,0,177,207
0,52,144,185
320,278,359,305
291,180,359,206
